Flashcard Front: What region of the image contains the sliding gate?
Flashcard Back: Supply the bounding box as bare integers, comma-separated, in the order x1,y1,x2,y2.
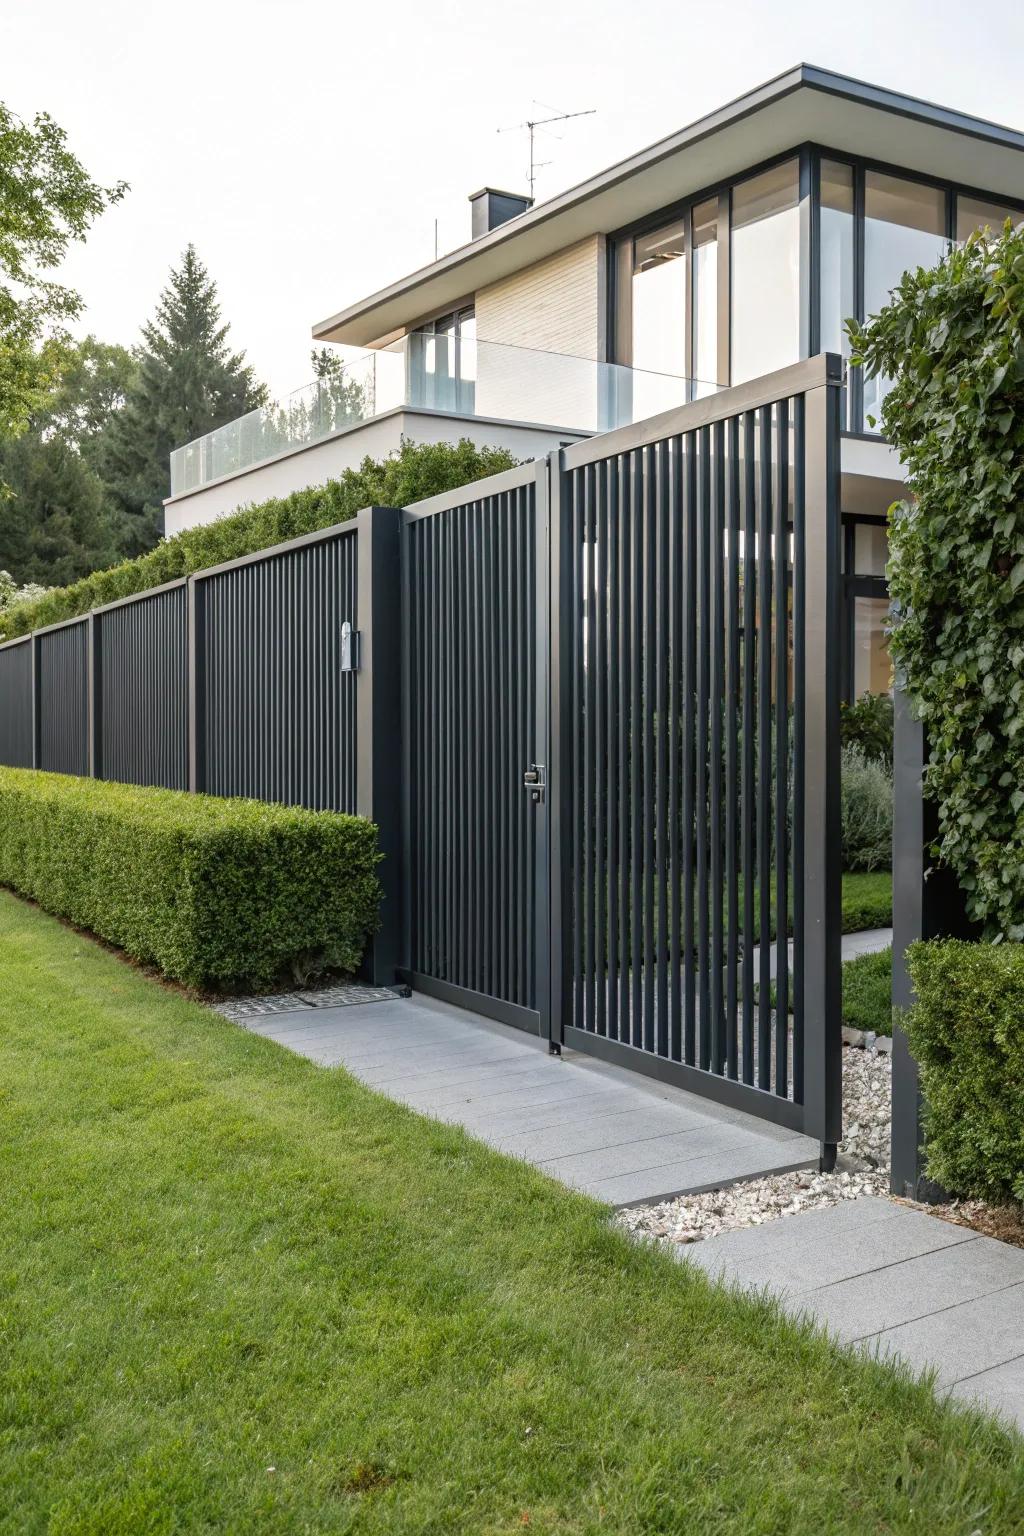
400,356,843,1154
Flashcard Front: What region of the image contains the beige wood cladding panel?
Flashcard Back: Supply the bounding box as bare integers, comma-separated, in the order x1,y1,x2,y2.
474,237,606,428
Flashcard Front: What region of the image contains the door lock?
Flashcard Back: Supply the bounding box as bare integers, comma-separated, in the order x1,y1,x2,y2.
523,763,546,803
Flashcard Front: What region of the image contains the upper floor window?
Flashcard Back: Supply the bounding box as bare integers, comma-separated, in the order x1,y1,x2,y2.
956,194,1024,242
863,173,947,427
730,159,801,386
691,199,719,398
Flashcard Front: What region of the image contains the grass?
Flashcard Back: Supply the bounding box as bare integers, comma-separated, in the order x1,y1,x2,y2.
1,890,1019,1534
842,945,894,1036
840,870,893,933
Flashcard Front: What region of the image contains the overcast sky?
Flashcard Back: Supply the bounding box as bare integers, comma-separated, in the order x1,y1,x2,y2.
3,0,1023,397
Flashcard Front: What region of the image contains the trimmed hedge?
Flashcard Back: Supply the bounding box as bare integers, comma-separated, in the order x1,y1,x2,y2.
0,438,517,640
906,939,1024,1203
0,767,381,992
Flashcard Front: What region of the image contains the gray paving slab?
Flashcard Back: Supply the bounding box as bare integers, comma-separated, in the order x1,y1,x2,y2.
679,1194,1024,1430
230,989,819,1204
795,1231,1024,1341
865,1281,1024,1387
684,1200,971,1296
950,1356,1024,1427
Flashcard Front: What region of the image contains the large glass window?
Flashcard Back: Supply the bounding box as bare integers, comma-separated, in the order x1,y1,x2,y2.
956,194,1024,242
692,199,719,398
819,160,854,427
863,172,947,428
730,159,801,386
631,221,687,375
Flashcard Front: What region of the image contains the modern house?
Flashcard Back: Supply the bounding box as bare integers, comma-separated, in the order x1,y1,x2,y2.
164,64,1024,699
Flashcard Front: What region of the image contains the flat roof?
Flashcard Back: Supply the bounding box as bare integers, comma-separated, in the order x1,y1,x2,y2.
313,64,1024,347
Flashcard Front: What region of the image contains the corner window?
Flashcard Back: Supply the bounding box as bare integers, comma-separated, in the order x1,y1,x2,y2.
730,159,801,386
863,173,947,428
819,160,854,427
691,199,719,398
631,221,687,377
956,194,1024,243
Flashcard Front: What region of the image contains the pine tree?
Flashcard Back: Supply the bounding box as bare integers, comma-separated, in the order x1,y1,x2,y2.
99,246,267,550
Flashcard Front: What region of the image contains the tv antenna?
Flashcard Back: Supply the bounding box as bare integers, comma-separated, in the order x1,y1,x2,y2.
498,103,596,200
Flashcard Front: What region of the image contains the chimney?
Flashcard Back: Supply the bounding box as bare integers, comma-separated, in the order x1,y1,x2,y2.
469,187,533,240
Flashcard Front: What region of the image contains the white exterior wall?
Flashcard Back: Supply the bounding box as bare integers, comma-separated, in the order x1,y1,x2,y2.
163,408,585,535
474,237,607,428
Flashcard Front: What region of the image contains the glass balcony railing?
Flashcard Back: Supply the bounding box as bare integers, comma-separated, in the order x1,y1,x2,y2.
169,335,717,498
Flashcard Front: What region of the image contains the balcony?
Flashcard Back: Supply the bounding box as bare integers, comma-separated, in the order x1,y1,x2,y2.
169,335,712,498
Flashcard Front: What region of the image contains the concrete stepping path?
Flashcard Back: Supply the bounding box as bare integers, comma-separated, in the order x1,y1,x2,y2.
681,1196,1024,1431
231,990,819,1204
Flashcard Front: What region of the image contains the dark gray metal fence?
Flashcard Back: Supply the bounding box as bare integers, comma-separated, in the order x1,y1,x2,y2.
96,582,189,789
193,527,359,811
38,620,90,776
0,637,33,768
0,360,844,1152
400,463,548,1031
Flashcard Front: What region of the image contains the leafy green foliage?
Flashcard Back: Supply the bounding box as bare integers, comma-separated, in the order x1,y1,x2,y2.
0,337,137,584
907,939,1024,1201
840,691,894,770
0,437,518,639
841,745,892,873
98,245,268,550
0,102,126,438
0,569,46,612
839,871,892,932
0,767,381,991
841,945,892,1036
849,221,1024,939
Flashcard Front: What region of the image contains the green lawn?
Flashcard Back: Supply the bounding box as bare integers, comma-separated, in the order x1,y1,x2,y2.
1,890,1018,1534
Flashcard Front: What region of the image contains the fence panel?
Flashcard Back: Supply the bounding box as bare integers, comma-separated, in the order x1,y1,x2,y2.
97,584,188,790
37,622,89,776
401,465,546,1030
195,527,359,812
0,639,34,768
554,357,842,1147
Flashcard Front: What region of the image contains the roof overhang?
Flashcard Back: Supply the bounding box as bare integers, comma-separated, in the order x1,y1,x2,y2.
313,64,1024,347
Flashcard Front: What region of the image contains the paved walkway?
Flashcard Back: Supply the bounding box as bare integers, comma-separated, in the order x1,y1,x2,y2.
758,926,892,980
682,1196,1024,1430
233,991,818,1205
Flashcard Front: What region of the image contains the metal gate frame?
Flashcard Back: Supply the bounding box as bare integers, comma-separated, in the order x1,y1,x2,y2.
397,460,551,1038
546,354,844,1157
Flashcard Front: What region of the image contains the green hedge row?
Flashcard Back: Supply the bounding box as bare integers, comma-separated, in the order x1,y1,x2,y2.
0,768,381,992
0,438,517,640
907,939,1024,1203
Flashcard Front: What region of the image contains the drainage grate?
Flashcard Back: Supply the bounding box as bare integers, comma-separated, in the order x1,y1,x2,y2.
213,982,410,1023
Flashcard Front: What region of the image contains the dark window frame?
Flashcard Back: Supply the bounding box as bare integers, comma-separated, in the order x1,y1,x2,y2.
609,142,1024,433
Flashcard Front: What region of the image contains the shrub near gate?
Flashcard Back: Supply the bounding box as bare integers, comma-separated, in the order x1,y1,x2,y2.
0,767,381,991
906,939,1024,1202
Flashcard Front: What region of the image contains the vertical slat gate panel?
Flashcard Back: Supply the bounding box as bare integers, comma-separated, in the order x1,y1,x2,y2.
559,356,842,1146
402,469,542,1031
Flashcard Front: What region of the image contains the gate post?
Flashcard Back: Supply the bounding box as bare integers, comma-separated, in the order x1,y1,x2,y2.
890,689,976,1200
547,450,571,1053
801,359,844,1168
187,576,206,794
87,611,101,779
356,505,403,985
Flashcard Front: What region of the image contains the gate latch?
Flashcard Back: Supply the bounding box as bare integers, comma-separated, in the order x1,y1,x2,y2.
340,620,360,672
523,763,546,804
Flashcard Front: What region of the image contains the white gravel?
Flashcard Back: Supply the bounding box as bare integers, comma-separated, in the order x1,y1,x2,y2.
618,1044,893,1245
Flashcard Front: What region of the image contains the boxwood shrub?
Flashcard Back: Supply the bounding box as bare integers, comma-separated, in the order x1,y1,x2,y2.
906,938,1024,1202
0,767,381,992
